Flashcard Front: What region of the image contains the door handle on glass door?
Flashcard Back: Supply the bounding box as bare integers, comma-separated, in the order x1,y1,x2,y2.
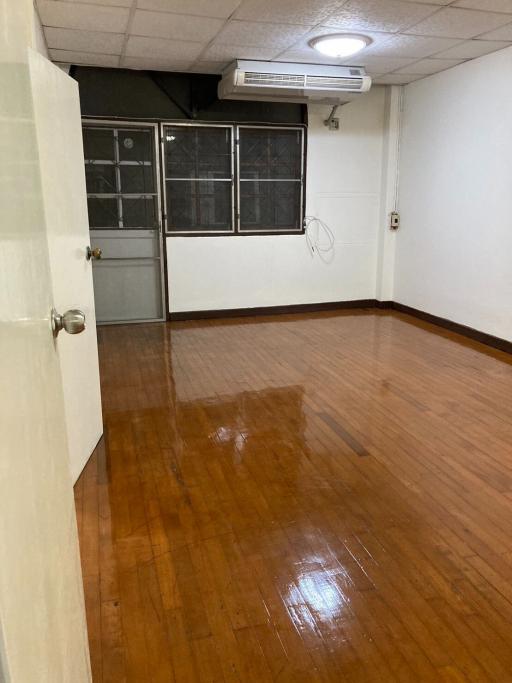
86,246,102,261
52,309,86,337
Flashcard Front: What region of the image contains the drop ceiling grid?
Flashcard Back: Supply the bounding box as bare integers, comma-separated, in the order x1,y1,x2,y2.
37,0,512,83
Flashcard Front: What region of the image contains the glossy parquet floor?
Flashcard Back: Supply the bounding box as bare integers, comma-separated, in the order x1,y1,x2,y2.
75,310,512,682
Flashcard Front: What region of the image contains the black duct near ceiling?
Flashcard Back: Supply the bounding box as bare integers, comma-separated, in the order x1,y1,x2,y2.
71,67,307,125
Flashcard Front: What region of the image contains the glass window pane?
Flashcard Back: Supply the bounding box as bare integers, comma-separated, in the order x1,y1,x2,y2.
122,197,157,228
239,128,302,180
118,129,153,163
165,126,232,179
166,180,232,232
87,198,118,228
120,165,155,194
239,181,301,232
83,127,115,161
85,164,117,194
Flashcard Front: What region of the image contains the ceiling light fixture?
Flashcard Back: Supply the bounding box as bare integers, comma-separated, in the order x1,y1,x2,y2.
309,34,371,59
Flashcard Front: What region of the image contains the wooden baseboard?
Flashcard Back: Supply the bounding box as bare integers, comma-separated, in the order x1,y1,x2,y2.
169,299,379,321
391,302,512,355
168,299,512,356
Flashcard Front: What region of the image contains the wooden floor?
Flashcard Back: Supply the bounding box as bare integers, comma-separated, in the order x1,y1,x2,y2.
75,309,512,682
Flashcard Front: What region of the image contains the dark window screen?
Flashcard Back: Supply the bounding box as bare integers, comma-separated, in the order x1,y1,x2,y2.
239,128,302,180
82,126,158,229
83,128,115,161
164,126,233,233
240,181,301,233
238,127,303,233
166,181,232,232
165,126,232,179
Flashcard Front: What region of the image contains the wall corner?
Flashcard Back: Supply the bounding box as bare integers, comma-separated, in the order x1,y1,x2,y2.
376,84,403,302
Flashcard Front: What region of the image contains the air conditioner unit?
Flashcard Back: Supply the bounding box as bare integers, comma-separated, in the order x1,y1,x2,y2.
218,60,371,105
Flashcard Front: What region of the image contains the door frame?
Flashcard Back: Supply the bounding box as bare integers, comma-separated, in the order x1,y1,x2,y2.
82,118,168,324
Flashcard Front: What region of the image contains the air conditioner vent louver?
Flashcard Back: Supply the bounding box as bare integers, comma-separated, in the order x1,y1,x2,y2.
219,60,372,105
306,75,364,91
244,72,306,88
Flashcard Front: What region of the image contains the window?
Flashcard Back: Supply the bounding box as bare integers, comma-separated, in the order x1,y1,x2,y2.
238,126,303,233
163,125,234,233
162,124,305,236
83,126,158,229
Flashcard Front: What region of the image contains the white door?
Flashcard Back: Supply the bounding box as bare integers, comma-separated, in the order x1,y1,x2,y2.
31,54,103,482
0,3,90,681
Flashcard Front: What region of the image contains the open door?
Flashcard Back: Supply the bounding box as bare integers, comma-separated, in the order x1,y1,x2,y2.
31,54,103,483
82,121,166,324
0,3,91,680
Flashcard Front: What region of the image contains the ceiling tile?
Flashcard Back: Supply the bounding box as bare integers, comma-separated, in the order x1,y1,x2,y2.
477,21,512,39
214,19,311,48
38,0,130,33
277,48,355,64
323,0,440,34
434,38,511,58
120,56,194,70
234,0,345,26
345,55,422,71
125,36,205,60
136,0,241,17
405,7,512,38
399,0,451,5
43,0,512,77
453,0,512,12
363,34,463,58
49,48,120,66
131,10,224,42
46,0,132,5
373,73,425,84
362,67,394,76
201,43,281,61
394,57,465,73
190,61,230,73
44,26,124,54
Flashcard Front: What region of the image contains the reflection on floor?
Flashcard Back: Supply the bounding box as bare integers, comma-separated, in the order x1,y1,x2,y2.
75,310,512,682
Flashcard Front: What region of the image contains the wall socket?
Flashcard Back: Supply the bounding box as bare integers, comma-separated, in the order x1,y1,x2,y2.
390,211,400,230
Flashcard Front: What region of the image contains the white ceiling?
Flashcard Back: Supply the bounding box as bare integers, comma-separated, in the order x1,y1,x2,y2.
37,0,512,83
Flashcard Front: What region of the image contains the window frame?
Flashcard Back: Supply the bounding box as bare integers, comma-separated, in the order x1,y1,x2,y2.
236,124,305,236
82,121,161,231
161,121,306,237
81,117,167,323
161,122,236,236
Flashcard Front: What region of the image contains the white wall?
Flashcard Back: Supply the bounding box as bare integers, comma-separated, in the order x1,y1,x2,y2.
167,86,389,312
395,47,512,341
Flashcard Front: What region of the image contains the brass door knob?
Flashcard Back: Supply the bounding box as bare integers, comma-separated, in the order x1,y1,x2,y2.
51,308,86,337
86,246,102,261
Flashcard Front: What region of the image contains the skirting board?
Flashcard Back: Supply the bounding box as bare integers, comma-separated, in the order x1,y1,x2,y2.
169,299,382,321
169,299,512,356
391,302,512,355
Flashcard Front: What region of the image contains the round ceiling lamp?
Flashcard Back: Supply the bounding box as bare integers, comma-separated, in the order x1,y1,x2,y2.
309,34,372,58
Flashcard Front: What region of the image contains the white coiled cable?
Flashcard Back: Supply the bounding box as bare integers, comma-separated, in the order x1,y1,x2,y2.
303,215,335,260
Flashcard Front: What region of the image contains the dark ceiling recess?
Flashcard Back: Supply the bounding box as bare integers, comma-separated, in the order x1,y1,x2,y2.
71,67,307,125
